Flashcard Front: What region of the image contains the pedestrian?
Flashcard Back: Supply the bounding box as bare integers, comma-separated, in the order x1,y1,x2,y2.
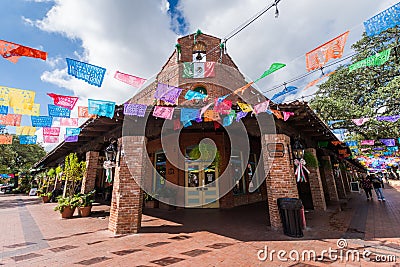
361,175,373,200
370,174,386,201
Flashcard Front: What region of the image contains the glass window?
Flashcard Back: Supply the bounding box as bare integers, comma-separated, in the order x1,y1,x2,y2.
232,150,245,195
247,154,260,193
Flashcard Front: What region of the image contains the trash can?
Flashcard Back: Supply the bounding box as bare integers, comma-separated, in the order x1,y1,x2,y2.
277,198,303,237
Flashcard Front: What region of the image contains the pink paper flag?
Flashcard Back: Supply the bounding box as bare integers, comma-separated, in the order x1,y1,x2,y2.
253,100,270,115
43,135,59,143
214,99,232,115
283,111,294,121
114,71,147,88
47,93,78,110
352,118,369,126
361,140,375,146
152,106,174,120
60,118,78,126
43,127,60,136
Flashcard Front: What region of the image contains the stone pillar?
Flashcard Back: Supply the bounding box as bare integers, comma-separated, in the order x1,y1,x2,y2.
320,156,339,202
81,151,99,194
108,136,146,235
305,148,326,211
262,134,299,230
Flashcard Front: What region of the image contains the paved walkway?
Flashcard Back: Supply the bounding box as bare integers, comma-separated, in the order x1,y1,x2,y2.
1,182,400,266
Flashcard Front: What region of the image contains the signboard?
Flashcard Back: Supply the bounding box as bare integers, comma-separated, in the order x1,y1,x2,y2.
266,143,285,157
350,181,360,192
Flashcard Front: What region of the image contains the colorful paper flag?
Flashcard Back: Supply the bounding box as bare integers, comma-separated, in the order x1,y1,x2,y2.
65,128,81,137
214,99,232,115
271,109,284,120
43,127,60,136
331,141,342,146
352,118,370,126
270,86,298,104
0,40,47,63
222,110,236,126
364,2,400,37
0,106,8,115
200,103,213,117
47,93,78,110
327,120,344,126
154,83,183,104
306,31,349,71
43,135,59,143
114,71,146,88
78,106,94,118
123,103,147,117
5,87,36,111
16,126,36,136
361,140,375,145
253,100,270,115
0,114,22,126
14,103,40,116
184,90,207,100
19,135,37,145
60,118,78,127
204,110,221,122
66,58,106,87
0,135,12,144
88,99,115,119
237,102,253,113
182,62,215,78
65,135,79,143
304,71,335,90
345,141,358,147
236,111,248,122
254,63,286,82
376,115,400,122
283,111,294,121
380,138,395,146
31,116,52,127
349,48,391,72
233,82,254,95
180,108,200,123
152,106,174,120
48,104,71,118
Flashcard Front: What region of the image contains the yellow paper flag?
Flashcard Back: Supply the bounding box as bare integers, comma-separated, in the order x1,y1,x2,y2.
237,102,253,113
16,126,37,136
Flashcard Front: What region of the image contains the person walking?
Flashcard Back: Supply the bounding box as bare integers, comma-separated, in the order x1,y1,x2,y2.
361,175,373,200
370,174,386,201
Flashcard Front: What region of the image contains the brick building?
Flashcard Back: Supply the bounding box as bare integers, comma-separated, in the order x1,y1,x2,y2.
34,32,365,235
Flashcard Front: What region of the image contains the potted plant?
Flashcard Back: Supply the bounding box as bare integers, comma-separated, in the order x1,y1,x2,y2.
54,195,80,219
40,192,52,203
77,190,95,217
144,192,159,208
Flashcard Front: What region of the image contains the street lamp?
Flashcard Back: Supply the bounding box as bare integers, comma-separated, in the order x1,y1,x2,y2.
292,138,304,159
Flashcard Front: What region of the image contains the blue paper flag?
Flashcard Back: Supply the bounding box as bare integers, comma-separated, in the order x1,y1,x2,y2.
0,125,5,130
364,2,400,37
66,58,106,87
88,99,115,119
180,108,200,122
48,104,71,118
0,106,8,115
270,86,298,104
66,128,81,137
31,116,53,127
184,90,207,100
19,135,37,145
345,140,358,147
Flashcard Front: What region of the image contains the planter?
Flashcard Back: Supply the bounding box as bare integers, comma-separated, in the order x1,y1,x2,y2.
61,206,76,219
78,206,92,217
41,196,50,203
145,200,159,208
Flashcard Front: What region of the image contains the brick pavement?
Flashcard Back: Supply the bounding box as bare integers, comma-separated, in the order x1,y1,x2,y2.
0,182,400,266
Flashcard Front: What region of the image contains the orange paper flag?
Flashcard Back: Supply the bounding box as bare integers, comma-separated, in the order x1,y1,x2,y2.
0,135,13,144
0,40,47,63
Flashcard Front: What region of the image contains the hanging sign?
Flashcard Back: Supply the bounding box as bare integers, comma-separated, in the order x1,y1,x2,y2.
364,2,400,37
19,135,37,145
0,40,47,63
31,116,52,127
123,103,147,117
48,104,71,118
47,93,78,110
114,71,146,88
267,143,285,157
88,99,115,119
66,58,106,87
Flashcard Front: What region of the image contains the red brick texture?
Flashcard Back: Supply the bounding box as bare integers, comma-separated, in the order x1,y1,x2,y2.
262,134,299,230
305,148,327,211
108,136,146,235
81,151,99,194
320,156,339,202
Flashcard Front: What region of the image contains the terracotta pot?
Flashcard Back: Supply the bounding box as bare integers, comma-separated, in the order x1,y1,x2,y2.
41,196,50,203
78,206,92,217
61,206,76,219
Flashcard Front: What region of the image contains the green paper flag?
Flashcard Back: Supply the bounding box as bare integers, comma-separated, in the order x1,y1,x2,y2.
348,48,391,72
318,141,329,148
254,63,286,83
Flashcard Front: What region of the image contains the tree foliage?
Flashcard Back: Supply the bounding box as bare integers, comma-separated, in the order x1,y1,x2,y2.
311,26,400,139
62,153,86,197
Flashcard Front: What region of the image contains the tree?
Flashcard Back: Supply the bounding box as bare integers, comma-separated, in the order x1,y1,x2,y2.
311,26,400,140
62,153,86,198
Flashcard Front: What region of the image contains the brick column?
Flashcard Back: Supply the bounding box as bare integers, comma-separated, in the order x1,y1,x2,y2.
108,136,146,235
320,156,339,202
305,148,326,211
81,151,99,194
262,134,299,230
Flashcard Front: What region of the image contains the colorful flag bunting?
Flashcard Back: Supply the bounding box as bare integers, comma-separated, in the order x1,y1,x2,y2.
0,40,47,63
78,106,95,118
352,118,370,126
380,138,395,146
271,109,284,120
123,103,147,117
184,90,207,100
182,62,215,78
200,103,213,117
154,83,182,104
204,110,220,122
60,118,78,127
214,99,232,115
237,102,253,113
271,86,298,104
43,135,59,143
253,100,270,115
180,108,200,123
304,71,335,90
376,115,400,122
43,127,60,136
0,135,12,144
0,106,8,115
48,104,71,118
345,141,358,147
66,128,81,137
306,31,349,71
254,63,286,82
318,141,329,148
66,58,106,87
236,111,248,122
47,93,78,110
387,146,398,152
331,141,342,146
88,99,115,119
65,135,79,143
19,135,37,145
14,103,40,116
152,106,174,120
16,126,36,136
31,116,52,127
349,48,391,72
2,87,36,111
114,71,146,88
361,140,375,145
327,120,344,126
0,114,22,126
283,111,294,121
364,2,400,37
222,110,236,126
233,82,254,95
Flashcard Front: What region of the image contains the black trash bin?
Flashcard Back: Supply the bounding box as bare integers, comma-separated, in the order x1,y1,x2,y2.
277,198,303,238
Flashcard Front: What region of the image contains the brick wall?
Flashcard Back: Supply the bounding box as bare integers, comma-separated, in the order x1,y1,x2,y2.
108,136,146,235
319,156,339,202
262,134,299,230
305,148,326,211
81,151,99,194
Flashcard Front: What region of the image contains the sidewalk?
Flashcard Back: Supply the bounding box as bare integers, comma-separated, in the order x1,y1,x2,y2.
0,182,399,266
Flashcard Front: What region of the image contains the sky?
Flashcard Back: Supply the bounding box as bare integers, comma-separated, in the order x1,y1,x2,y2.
0,0,398,150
